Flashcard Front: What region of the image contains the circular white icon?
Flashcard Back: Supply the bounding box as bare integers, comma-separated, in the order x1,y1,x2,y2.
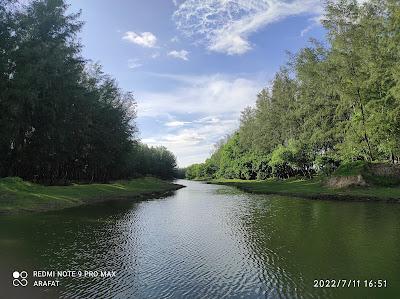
12,271,28,287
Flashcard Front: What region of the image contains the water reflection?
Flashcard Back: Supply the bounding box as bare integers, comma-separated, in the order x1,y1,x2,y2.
0,180,399,298
235,193,400,298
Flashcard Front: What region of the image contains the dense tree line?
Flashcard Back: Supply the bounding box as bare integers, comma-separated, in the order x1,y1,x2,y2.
186,0,400,180
0,0,177,183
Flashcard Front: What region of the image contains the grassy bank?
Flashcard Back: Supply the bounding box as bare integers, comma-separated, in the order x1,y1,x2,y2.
0,177,184,214
211,179,400,203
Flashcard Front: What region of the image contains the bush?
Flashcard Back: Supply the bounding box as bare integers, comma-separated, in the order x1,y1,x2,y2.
255,159,271,180
315,155,340,176
268,145,295,179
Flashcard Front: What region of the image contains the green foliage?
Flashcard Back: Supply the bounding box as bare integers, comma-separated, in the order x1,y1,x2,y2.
186,0,400,182
202,159,219,179
217,133,244,179
267,140,313,179
122,143,177,180
254,157,271,180
185,164,204,180
314,155,340,176
269,145,294,179
0,0,177,183
174,168,186,179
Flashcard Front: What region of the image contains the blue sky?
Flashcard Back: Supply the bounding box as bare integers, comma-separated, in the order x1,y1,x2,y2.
67,0,327,167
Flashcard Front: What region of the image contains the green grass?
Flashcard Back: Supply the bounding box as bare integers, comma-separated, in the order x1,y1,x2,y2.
0,177,183,214
212,178,400,202
333,160,368,176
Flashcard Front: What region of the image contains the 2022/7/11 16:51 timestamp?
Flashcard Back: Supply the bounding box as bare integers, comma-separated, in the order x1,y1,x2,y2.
313,279,388,288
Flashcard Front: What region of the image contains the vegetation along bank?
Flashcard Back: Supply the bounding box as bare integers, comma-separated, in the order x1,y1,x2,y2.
0,177,184,214
0,0,178,184
0,0,186,216
186,1,400,202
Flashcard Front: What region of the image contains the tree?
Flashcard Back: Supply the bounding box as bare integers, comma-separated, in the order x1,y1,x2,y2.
185,0,400,181
0,0,177,183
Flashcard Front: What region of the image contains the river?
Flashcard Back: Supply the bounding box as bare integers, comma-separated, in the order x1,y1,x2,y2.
1,180,399,298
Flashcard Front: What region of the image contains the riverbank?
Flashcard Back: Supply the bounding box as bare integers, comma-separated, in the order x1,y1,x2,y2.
0,177,185,214
211,179,400,203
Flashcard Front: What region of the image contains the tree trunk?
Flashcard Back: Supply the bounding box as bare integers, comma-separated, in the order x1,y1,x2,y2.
356,88,374,161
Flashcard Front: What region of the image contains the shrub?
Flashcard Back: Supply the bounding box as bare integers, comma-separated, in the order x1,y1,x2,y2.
315,155,340,176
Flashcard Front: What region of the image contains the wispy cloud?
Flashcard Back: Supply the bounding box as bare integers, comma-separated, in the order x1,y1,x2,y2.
170,36,180,43
128,58,142,69
122,31,157,48
195,116,221,124
300,15,321,36
168,49,189,61
173,0,323,55
165,120,191,127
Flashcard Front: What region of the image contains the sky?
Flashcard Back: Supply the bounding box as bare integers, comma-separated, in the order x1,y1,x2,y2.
67,0,327,167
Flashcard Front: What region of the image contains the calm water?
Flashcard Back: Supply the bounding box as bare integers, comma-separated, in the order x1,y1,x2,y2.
1,180,400,298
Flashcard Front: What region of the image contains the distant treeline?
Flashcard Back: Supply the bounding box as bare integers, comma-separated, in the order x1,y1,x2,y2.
186,0,400,180
0,0,177,183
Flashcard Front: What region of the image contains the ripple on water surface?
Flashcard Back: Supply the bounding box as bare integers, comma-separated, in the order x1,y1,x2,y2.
1,180,399,299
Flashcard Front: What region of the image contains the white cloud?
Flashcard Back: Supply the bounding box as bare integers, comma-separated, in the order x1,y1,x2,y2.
300,15,322,37
128,58,142,69
173,0,324,55
122,31,157,48
165,120,191,127
170,36,180,43
137,73,262,117
143,117,238,166
136,73,264,166
168,49,189,61
151,52,160,59
195,116,221,124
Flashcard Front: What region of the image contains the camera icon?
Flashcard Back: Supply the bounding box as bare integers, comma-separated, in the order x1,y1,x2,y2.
12,271,28,287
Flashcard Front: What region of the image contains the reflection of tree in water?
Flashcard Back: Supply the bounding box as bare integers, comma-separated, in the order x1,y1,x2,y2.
226,194,400,298
2,186,400,299
0,201,140,298
57,201,143,298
